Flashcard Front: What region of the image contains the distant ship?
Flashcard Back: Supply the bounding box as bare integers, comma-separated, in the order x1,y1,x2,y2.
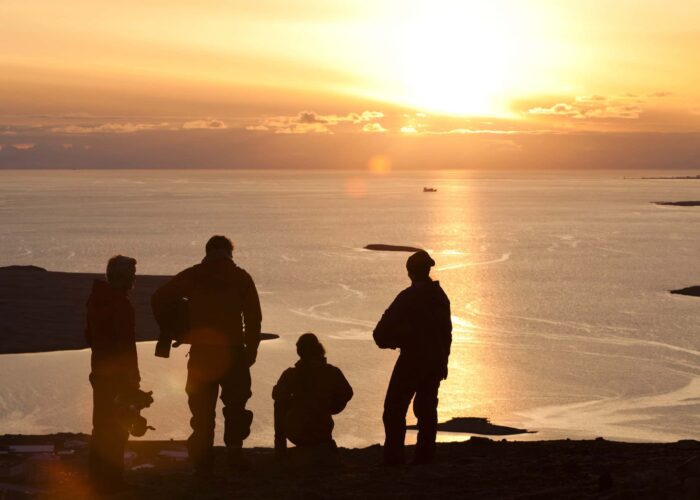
423,187,438,192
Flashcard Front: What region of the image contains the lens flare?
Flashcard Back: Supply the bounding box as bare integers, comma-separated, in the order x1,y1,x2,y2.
368,155,392,175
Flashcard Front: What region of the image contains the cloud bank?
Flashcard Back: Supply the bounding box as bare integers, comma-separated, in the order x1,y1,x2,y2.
528,95,645,120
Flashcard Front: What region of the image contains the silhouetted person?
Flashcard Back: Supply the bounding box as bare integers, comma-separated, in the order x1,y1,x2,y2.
152,235,262,475
272,333,353,456
373,250,452,465
86,255,140,492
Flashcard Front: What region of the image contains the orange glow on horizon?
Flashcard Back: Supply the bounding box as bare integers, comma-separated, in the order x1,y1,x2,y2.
0,0,698,145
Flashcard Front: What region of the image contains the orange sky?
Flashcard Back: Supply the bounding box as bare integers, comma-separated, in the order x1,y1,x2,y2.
1,0,700,168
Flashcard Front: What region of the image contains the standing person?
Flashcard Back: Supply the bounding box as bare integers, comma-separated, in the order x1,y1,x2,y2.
85,255,141,493
151,235,262,475
373,250,452,465
272,333,353,456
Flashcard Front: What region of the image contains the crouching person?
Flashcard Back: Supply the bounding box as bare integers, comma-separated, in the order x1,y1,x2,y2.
85,255,144,493
272,334,353,459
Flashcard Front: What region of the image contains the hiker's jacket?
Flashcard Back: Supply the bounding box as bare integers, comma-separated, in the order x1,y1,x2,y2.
272,357,353,445
85,280,140,388
151,254,262,348
373,280,452,380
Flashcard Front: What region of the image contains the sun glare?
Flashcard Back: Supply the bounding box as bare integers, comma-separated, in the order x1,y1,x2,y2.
371,0,536,117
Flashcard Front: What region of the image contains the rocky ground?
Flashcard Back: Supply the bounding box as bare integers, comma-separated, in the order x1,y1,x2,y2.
1,434,699,499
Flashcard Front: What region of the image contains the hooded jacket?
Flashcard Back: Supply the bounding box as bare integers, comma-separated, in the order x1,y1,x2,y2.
151,254,262,348
272,357,353,445
85,280,140,388
373,280,452,379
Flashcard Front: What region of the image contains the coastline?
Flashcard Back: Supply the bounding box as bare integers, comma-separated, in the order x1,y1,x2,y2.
0,266,169,355
0,267,276,355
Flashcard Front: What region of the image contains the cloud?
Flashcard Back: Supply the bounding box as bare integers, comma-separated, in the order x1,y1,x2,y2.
649,91,672,98
12,143,36,150
529,103,579,117
51,122,170,134
276,124,331,134
441,128,521,135
297,111,327,124
528,95,644,120
362,123,387,133
486,139,523,151
248,110,385,134
299,110,384,125
249,112,331,134
345,111,384,123
400,126,418,134
182,119,227,130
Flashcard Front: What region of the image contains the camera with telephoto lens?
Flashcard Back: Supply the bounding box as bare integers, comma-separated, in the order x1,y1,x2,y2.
115,388,155,437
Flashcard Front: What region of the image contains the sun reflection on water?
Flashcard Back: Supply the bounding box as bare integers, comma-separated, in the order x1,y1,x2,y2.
415,174,513,437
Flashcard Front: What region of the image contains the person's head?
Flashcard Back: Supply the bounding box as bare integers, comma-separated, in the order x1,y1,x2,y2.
106,255,137,290
205,235,234,258
296,333,326,360
406,250,435,282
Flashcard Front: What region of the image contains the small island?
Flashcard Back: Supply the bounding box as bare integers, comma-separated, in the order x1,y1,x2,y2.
653,201,700,207
408,417,533,436
364,244,423,252
670,286,700,297
636,175,700,180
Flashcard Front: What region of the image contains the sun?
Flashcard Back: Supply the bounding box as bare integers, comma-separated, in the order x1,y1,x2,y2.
371,0,534,117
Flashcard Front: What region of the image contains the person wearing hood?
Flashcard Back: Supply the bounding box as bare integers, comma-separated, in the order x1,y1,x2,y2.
85,255,140,492
272,333,353,456
151,235,262,475
373,250,452,465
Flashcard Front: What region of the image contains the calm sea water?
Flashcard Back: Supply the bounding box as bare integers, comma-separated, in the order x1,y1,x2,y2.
0,169,699,446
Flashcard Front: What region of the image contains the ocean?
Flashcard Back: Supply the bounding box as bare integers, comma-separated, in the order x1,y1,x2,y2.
0,169,699,446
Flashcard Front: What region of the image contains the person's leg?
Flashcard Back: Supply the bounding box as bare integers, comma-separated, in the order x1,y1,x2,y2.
273,398,289,456
89,374,110,486
186,354,220,474
220,346,253,468
89,375,128,489
382,357,416,465
101,422,129,487
412,377,441,464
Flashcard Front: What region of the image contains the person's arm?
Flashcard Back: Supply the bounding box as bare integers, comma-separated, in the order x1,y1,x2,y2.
439,298,453,380
116,300,140,390
151,269,194,322
373,291,409,349
241,273,262,366
272,369,293,403
152,270,194,357
329,367,353,415
86,309,116,355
